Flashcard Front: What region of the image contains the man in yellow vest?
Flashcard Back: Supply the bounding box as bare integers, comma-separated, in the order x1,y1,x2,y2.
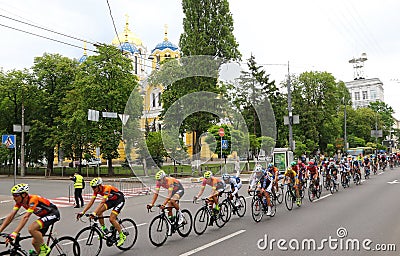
70,171,85,208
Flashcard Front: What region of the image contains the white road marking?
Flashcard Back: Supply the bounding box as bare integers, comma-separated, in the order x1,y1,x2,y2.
179,229,246,256
313,194,332,202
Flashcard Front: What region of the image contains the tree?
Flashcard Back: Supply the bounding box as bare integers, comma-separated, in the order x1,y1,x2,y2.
368,101,395,138
63,44,141,175
291,71,342,154
30,53,78,174
159,0,241,159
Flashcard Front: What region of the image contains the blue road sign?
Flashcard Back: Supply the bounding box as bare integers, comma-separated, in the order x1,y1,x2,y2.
222,139,228,149
2,134,16,149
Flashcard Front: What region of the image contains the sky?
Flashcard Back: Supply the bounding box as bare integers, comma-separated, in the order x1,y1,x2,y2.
0,0,399,120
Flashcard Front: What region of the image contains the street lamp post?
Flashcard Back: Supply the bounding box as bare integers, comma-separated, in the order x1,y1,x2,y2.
343,97,348,154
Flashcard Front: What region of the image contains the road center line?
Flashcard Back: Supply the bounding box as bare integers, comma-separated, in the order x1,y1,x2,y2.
313,194,332,202
179,229,246,256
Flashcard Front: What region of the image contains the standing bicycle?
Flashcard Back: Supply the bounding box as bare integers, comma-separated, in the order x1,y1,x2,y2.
76,177,128,247
0,222,80,256
0,184,63,256
75,214,137,256
147,204,192,246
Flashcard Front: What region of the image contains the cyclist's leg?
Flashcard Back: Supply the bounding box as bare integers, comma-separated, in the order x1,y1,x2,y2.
106,198,125,233
29,211,60,254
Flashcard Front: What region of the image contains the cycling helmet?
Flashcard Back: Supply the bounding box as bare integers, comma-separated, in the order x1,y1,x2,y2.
11,183,29,194
268,163,273,168
291,161,296,166
90,177,103,187
155,170,166,180
254,164,263,173
203,171,212,178
222,173,230,181
309,161,314,165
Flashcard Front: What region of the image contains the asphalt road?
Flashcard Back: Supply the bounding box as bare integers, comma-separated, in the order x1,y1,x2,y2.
1,167,399,255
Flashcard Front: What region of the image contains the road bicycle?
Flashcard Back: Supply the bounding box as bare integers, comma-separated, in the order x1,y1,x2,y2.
220,191,246,221
75,214,137,256
147,204,192,246
284,183,302,210
0,222,80,256
249,190,276,222
193,198,228,235
364,166,371,179
308,177,321,202
341,171,351,189
353,170,361,185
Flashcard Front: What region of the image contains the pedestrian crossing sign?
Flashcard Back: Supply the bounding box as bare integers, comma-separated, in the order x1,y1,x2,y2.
2,135,16,149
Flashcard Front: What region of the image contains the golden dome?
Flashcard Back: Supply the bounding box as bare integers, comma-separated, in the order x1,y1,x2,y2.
111,14,143,47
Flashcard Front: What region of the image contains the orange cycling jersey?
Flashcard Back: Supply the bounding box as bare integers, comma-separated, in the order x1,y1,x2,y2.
13,194,57,217
201,177,223,189
92,184,123,201
155,177,183,192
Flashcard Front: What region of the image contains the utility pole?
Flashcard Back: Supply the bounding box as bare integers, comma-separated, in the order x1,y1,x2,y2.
344,98,347,153
287,61,293,151
21,101,25,177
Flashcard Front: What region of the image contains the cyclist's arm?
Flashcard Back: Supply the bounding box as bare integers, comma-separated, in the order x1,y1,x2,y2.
13,211,32,234
81,195,96,214
162,187,174,206
93,197,107,215
0,208,18,232
149,188,160,206
195,186,205,199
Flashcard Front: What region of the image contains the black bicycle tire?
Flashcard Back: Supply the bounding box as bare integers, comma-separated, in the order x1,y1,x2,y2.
177,209,193,237
75,226,102,256
148,215,168,247
236,196,246,217
222,199,232,222
285,190,293,211
49,235,80,256
193,207,209,235
251,197,263,222
215,202,229,228
117,218,138,250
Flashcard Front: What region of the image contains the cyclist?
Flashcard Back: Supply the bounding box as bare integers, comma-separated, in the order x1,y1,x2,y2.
77,177,126,247
352,156,362,181
222,173,242,207
363,156,371,177
307,160,319,198
0,183,59,256
147,170,184,225
194,171,225,215
248,164,273,215
282,166,301,206
266,163,280,196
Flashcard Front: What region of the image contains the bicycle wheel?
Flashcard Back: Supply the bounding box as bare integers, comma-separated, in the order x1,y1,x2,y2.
49,235,80,256
148,215,168,247
215,202,229,228
276,186,284,204
74,227,102,256
193,207,209,235
236,196,246,217
308,185,314,202
251,197,263,222
177,209,192,237
285,190,293,211
117,218,138,250
222,199,232,222
269,196,276,217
